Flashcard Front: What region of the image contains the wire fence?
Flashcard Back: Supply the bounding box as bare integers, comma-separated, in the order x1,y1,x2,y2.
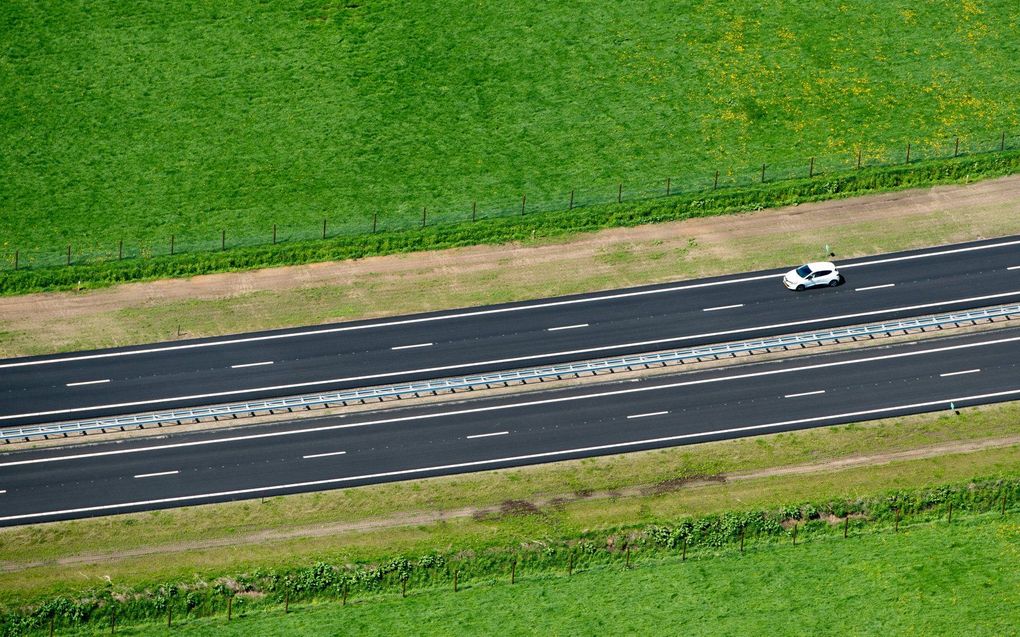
2,129,1018,273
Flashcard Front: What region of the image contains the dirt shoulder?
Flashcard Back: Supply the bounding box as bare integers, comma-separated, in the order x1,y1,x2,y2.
2,175,1020,357
4,433,1016,574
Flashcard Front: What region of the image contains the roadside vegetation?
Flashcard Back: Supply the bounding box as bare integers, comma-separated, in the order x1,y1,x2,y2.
2,401,1019,634
3,0,1020,291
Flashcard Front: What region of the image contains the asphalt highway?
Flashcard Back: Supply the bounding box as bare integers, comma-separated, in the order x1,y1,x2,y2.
1,327,1018,526
2,236,1019,428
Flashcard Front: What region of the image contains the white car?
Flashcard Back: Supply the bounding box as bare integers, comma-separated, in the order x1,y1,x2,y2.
783,262,842,291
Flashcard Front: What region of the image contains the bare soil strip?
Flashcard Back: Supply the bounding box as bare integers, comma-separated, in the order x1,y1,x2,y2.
2,175,1019,357
4,434,1016,574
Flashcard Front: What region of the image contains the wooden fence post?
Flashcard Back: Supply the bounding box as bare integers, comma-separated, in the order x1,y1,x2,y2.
666,177,671,196
1001,132,1006,151
453,570,459,592
111,611,116,634
13,250,17,271
49,615,54,637
401,575,407,598
682,538,688,561
905,143,911,164
760,163,766,183
119,240,123,260
625,545,631,569
227,595,233,621
617,183,622,203
511,558,516,584
167,607,172,628
284,590,290,614
844,515,849,539
713,170,719,189
221,230,225,251
857,148,862,169
809,157,814,178
272,224,277,245
740,526,745,553
521,194,526,215
170,235,175,256
66,244,71,266
421,207,427,228
323,218,327,239
569,190,574,210
568,552,574,576
342,584,348,606
372,212,377,233
1003,493,1008,516
472,201,477,221
947,501,953,523
792,524,797,546
954,137,960,157
895,509,900,532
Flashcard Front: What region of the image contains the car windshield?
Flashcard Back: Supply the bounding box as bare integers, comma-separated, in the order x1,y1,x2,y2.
795,265,812,278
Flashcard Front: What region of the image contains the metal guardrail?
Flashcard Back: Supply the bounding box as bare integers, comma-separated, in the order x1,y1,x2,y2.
4,303,1019,442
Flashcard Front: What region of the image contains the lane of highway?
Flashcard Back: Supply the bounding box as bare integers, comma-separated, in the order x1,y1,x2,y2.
2,327,1017,526
1,236,1019,427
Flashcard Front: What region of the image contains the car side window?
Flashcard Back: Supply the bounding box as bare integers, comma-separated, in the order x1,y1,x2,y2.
815,270,831,277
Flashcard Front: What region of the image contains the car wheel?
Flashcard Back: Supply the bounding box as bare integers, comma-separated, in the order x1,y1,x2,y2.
828,279,839,287
795,284,805,292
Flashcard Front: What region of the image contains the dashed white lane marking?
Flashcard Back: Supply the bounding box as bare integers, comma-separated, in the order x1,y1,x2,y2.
4,238,1017,371
466,431,510,439
626,411,669,419
855,284,896,292
133,470,179,479
940,369,981,377
7,386,1020,523
1007,266,1020,270
65,379,110,387
390,343,433,351
2,333,1019,469
547,324,589,331
9,289,1020,424
303,451,347,459
703,304,744,312
0,490,6,495
784,390,826,399
231,361,274,369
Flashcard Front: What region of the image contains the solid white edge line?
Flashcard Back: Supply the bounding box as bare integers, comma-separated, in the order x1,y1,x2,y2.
4,332,1018,470
391,343,433,351
231,361,274,369
6,386,1020,522
703,304,744,312
855,283,896,292
65,379,110,387
7,288,1020,423
940,369,981,377
133,470,179,479
465,431,510,439
547,324,589,331
303,451,348,459
784,390,826,399
626,411,669,419
5,238,1019,371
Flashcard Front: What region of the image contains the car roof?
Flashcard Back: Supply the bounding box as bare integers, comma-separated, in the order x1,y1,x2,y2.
804,261,836,270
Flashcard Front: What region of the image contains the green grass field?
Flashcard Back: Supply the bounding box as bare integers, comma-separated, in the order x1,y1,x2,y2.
67,514,1020,636
2,0,1019,269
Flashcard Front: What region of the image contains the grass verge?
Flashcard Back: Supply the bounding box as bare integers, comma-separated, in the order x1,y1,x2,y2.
1,401,1018,610
95,513,1020,637
2,151,1019,296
